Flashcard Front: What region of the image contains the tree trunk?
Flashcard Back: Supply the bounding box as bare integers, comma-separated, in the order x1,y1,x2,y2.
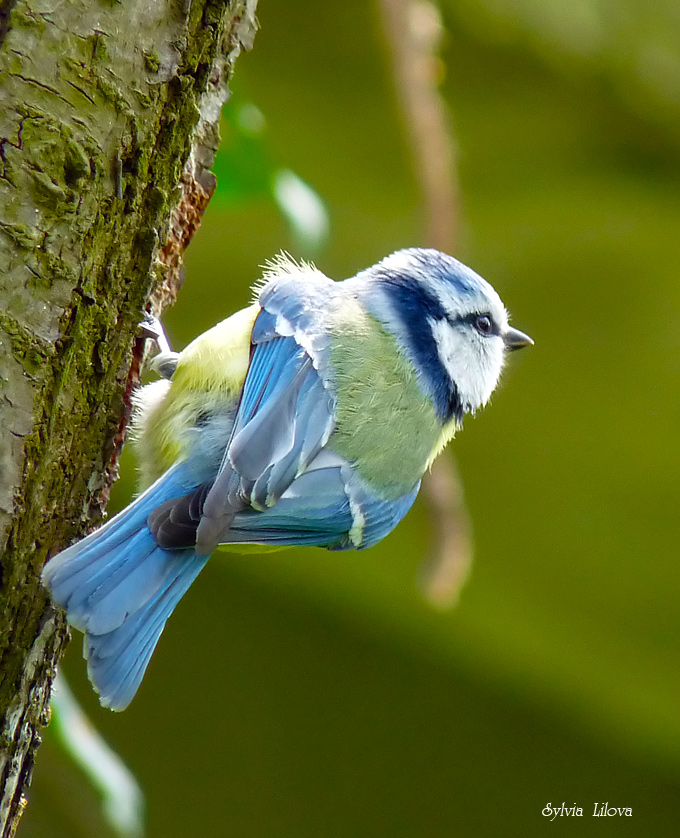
0,1,257,834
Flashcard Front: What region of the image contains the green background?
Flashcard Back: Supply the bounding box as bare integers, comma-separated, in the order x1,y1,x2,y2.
23,0,680,835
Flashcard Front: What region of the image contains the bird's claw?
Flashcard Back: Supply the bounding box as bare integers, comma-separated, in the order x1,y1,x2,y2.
140,312,172,355
139,313,179,380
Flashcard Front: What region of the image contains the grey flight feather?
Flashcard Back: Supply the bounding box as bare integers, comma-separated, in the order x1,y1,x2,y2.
195,279,339,555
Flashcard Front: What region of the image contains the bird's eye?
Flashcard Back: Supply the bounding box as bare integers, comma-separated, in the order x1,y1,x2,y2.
475,315,493,336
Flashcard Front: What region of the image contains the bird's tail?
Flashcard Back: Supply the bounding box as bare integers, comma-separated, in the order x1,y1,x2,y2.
42,465,209,711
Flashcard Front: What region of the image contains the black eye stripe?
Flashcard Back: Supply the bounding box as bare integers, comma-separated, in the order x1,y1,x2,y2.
452,312,499,335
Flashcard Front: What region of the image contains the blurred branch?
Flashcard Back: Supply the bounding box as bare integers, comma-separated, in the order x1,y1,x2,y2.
418,454,472,606
50,673,144,838
378,0,459,251
378,0,473,606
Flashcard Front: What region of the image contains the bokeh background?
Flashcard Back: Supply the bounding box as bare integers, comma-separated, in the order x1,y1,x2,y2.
22,0,680,835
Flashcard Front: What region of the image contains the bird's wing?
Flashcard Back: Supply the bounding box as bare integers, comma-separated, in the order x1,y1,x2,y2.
220,454,420,551
147,269,421,554
193,274,338,554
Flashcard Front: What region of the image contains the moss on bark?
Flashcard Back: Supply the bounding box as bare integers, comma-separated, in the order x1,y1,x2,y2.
0,1,257,833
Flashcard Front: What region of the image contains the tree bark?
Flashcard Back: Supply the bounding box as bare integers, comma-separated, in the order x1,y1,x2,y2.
0,1,257,834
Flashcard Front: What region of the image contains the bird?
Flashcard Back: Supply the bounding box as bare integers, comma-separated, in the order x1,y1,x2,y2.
42,248,532,710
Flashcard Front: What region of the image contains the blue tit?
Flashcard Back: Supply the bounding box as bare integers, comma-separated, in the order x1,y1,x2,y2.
42,248,532,710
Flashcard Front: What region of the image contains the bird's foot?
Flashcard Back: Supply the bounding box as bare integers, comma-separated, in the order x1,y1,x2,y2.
140,312,173,354
139,313,180,380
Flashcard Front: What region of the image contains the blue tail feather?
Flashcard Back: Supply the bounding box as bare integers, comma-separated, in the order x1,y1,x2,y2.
42,464,207,711
46,468,185,577
85,552,208,711
74,532,169,635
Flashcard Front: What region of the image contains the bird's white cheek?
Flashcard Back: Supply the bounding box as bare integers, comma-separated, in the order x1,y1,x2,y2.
478,343,505,405
430,320,504,410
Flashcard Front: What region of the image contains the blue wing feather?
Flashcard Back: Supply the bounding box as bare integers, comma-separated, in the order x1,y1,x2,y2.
223,464,354,548
197,301,336,553
349,480,420,549
257,271,335,378
258,270,335,342
219,460,419,552
236,336,307,423
249,308,279,344
228,352,312,481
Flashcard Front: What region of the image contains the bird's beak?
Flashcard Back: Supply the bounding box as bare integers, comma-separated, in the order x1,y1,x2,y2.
503,326,533,350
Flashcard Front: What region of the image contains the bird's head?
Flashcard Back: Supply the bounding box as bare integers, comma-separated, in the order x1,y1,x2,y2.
357,248,532,423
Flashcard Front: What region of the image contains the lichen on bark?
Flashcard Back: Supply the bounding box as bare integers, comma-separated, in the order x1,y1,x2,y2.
0,1,257,834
